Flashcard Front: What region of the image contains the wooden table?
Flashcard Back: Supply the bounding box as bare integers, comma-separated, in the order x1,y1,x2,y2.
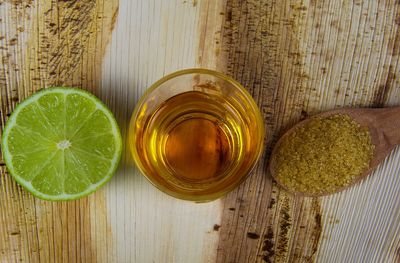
1,0,400,262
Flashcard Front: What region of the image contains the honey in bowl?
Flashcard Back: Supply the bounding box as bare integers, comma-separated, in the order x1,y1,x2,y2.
129,69,264,202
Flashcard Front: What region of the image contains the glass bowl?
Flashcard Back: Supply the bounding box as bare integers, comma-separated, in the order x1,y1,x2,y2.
129,68,264,202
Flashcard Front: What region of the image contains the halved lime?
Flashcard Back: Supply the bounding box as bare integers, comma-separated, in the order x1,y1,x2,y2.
1,87,122,201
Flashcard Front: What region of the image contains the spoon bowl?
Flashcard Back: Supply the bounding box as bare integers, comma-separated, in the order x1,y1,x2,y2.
269,107,400,196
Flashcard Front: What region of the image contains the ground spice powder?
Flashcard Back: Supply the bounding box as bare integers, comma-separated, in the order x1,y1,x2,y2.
273,114,374,195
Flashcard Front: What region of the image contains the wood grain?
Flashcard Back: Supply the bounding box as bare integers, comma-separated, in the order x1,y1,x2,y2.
1,0,400,262
197,1,324,262
0,0,118,262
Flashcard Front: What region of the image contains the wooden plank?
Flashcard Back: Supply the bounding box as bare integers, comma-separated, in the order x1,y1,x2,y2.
0,0,118,262
199,0,400,262
198,1,325,261
100,1,222,262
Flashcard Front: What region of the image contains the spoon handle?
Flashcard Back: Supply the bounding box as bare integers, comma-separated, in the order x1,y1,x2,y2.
373,107,400,147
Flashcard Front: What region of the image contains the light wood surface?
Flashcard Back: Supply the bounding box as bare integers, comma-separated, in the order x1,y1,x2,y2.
1,0,400,262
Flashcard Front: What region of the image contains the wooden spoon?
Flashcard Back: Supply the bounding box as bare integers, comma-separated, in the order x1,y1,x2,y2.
269,107,400,196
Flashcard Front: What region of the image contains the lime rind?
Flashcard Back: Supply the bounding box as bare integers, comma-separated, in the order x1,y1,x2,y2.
1,87,122,201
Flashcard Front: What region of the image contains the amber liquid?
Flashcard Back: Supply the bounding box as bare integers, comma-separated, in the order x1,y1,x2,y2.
165,117,230,180
134,90,260,195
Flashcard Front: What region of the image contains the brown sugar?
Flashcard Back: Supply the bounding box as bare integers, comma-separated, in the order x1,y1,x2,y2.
273,114,374,195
